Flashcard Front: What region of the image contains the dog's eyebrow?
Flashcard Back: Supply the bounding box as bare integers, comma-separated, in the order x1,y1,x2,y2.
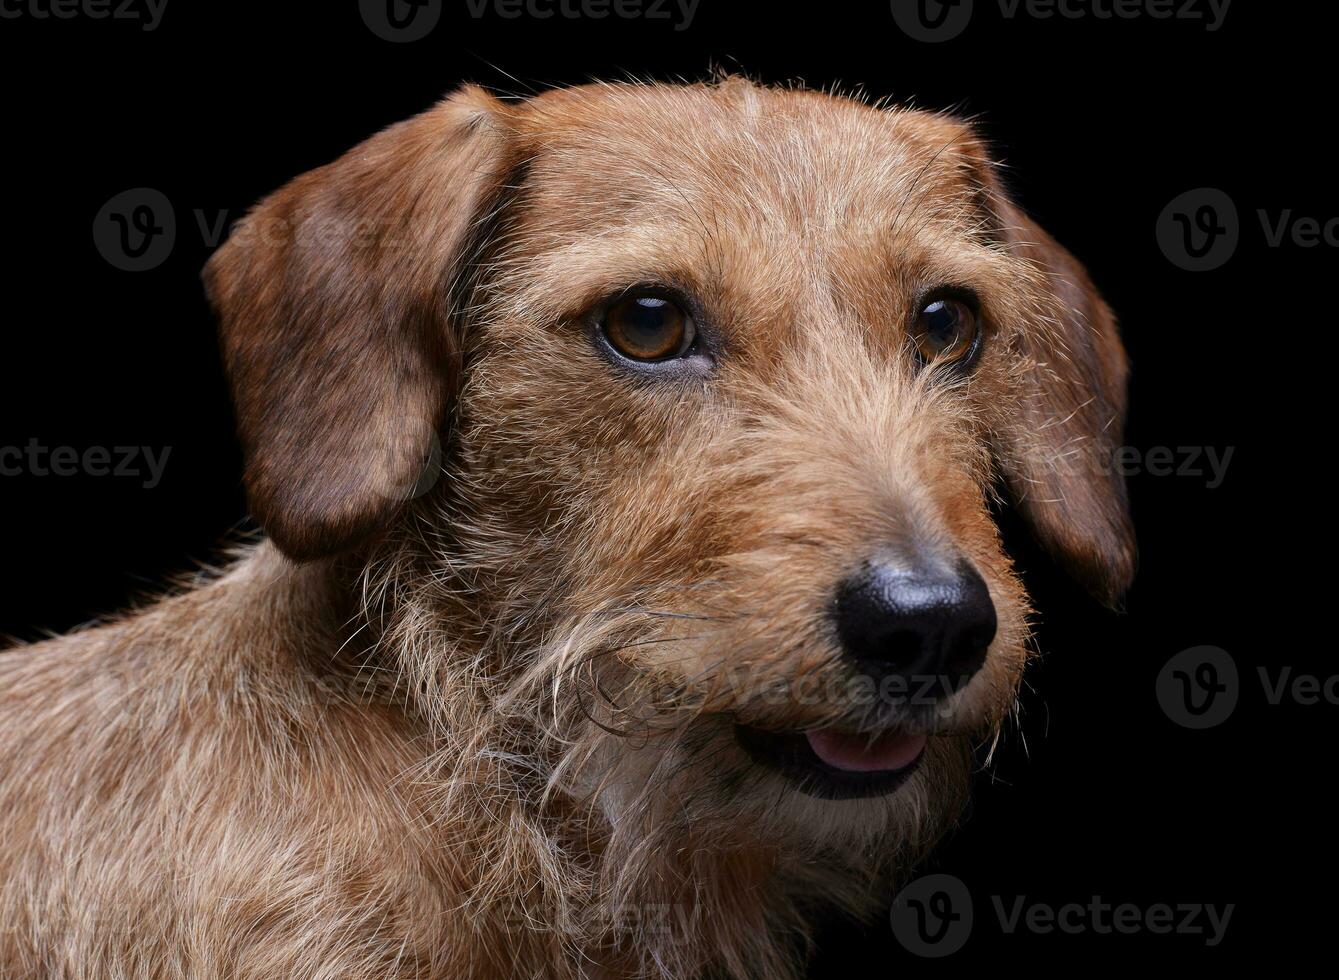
888,130,977,243
484,229,710,324
482,217,1024,335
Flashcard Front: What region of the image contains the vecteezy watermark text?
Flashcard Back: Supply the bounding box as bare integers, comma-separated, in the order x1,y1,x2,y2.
464,0,700,30
890,873,1234,956
1110,445,1233,488
0,440,172,489
992,895,1233,946
0,0,168,30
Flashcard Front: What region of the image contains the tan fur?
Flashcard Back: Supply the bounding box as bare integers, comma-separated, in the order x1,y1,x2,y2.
0,79,1132,978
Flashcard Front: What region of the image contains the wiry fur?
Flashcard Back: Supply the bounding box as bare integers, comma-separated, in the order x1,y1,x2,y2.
0,78,1132,978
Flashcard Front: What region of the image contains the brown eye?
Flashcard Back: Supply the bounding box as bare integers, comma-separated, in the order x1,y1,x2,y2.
911,296,980,368
602,293,695,362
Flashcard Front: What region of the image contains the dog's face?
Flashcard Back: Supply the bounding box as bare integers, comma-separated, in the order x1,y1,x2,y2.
206,80,1132,874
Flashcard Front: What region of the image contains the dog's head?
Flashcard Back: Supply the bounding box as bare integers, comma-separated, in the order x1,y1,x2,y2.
206,77,1132,906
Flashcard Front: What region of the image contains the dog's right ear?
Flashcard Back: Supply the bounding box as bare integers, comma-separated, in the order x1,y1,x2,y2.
963,143,1137,607
204,86,513,561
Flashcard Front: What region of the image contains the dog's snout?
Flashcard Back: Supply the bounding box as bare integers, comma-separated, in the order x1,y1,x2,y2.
834,557,997,695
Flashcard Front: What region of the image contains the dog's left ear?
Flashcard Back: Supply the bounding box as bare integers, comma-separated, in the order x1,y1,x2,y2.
971,155,1136,607
204,86,514,561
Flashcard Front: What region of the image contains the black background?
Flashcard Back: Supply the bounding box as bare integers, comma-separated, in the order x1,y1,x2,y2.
0,0,1328,972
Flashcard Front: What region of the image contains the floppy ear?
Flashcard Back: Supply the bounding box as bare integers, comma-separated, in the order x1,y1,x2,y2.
977,164,1136,606
204,86,513,561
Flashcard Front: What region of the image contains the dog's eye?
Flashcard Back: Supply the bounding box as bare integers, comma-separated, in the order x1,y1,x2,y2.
602,294,695,362
911,297,980,369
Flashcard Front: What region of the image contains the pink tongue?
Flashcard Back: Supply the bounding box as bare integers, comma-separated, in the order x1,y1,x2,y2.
805,730,928,773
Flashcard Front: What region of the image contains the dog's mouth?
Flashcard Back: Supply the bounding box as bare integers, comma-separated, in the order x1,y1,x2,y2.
734,724,927,801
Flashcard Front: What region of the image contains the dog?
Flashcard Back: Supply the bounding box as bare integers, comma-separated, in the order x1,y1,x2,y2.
0,78,1133,979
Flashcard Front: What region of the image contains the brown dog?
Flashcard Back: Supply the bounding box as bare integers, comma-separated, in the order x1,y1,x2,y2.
0,78,1133,978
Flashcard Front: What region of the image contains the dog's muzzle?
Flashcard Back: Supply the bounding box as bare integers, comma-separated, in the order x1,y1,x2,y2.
734,551,997,799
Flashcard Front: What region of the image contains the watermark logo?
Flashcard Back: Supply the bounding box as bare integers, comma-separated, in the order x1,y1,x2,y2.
890,873,974,957
1159,188,1337,270
1157,645,1238,729
359,0,441,42
1159,646,1339,727
93,188,176,272
361,0,701,38
375,416,444,503
890,0,974,42
1156,188,1239,271
892,0,1231,42
92,191,420,272
892,875,1233,954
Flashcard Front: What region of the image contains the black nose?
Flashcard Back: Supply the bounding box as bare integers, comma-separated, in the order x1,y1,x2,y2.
834,557,997,698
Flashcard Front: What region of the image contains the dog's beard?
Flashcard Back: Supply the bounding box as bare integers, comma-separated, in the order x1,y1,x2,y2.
442,603,985,931
443,656,960,978
359,537,1019,979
